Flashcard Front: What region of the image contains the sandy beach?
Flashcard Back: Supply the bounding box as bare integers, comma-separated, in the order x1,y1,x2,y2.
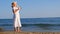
0,31,60,34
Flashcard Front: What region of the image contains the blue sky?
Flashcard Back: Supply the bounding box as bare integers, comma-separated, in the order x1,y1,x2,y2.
0,0,60,19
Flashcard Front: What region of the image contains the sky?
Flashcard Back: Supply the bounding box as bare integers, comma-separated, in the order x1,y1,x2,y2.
0,0,60,19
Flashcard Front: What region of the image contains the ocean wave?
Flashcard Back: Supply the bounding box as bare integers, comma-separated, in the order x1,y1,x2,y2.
0,24,60,27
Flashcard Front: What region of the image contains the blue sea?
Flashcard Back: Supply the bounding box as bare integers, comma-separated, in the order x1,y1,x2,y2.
0,18,60,32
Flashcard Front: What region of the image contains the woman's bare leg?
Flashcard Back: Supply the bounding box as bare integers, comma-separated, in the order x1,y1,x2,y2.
14,27,21,32
17,27,21,32
14,27,18,32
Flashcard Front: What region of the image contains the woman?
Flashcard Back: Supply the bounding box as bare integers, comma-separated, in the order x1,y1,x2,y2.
11,2,22,32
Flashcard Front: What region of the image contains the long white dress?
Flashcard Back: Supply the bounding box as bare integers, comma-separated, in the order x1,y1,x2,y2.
13,7,22,28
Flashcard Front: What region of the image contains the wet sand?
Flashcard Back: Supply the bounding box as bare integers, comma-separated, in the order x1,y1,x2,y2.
0,31,60,34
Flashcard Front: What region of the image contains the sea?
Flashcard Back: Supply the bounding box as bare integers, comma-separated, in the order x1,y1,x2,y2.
0,18,60,32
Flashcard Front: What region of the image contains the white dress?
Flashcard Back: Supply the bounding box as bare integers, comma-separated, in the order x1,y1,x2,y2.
13,7,22,28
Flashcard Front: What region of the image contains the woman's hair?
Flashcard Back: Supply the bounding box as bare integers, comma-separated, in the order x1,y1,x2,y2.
11,2,17,8
11,2,14,8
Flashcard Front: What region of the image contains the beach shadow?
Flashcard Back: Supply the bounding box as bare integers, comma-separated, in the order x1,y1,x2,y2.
0,27,4,32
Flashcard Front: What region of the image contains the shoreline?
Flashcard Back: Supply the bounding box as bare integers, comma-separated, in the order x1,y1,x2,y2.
0,31,60,34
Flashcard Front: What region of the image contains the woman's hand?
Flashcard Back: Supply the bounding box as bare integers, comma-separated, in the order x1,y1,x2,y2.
18,7,20,10
18,7,22,10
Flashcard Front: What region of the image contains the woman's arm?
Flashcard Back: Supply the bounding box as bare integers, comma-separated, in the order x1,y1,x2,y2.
13,8,19,14
13,6,21,14
18,6,22,11
14,9,19,13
